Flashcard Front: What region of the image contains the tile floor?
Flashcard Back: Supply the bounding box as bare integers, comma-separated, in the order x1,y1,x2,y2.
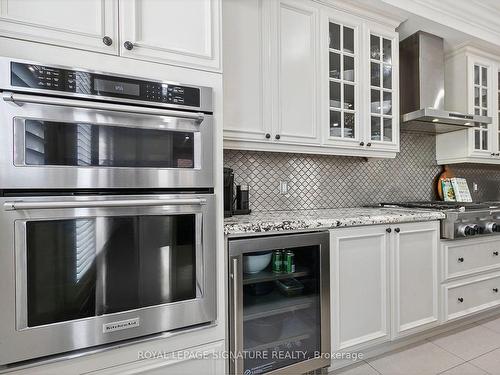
332,315,500,375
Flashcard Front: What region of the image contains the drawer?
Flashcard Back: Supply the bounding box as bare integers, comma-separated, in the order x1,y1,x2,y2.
443,238,500,281
444,273,500,321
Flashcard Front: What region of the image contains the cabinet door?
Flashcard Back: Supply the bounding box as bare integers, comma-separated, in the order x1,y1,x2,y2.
0,0,118,54
331,226,390,351
366,24,399,152
119,0,221,71
391,222,439,339
271,0,320,145
468,57,495,157
321,10,362,149
223,0,272,143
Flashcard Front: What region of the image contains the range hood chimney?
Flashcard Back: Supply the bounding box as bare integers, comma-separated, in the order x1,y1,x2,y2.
400,31,491,133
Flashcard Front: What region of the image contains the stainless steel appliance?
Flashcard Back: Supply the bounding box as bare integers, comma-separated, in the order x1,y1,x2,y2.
0,58,214,190
229,232,331,375
0,59,217,365
400,32,492,133
381,201,500,239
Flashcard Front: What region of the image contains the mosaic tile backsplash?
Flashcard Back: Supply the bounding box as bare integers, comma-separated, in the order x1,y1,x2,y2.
224,132,500,211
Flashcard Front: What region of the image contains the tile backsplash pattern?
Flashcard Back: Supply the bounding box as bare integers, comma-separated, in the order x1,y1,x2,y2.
224,132,500,211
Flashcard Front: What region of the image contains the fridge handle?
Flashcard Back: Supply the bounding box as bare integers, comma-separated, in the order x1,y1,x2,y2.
231,257,243,375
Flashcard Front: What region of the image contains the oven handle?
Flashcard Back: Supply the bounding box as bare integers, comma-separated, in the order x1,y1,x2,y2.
2,92,206,122
3,198,207,211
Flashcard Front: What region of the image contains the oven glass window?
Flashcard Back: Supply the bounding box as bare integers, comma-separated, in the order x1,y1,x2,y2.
26,215,196,327
23,120,195,168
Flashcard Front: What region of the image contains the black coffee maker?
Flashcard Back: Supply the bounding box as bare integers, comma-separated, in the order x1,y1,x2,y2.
224,167,250,217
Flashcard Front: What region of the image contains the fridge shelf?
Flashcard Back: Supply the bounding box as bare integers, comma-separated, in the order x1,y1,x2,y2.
243,290,316,321
242,266,310,285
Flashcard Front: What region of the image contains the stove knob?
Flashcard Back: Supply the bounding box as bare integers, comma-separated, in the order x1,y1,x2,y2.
485,222,498,233
458,224,475,237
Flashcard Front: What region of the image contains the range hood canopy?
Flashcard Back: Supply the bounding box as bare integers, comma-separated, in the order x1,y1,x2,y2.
400,31,492,133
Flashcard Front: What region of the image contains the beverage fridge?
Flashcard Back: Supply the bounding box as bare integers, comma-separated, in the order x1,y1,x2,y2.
228,232,331,374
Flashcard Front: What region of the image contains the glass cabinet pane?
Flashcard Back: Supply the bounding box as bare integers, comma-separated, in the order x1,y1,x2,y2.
329,23,340,50
344,84,355,110
371,62,380,87
329,52,340,79
383,118,392,142
329,81,341,108
383,64,392,89
330,111,341,137
482,67,488,86
371,89,380,114
242,246,322,374
343,27,354,53
382,39,392,63
344,113,355,138
371,117,381,141
343,55,354,81
383,91,392,115
370,35,380,59
474,65,480,85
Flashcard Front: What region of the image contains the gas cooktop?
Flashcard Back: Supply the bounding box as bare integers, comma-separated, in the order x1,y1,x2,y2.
380,201,500,239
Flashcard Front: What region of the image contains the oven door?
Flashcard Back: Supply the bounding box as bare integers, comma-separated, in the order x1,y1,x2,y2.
0,92,213,189
0,194,216,365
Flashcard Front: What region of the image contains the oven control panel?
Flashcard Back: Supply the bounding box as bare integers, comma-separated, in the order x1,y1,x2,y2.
10,62,201,108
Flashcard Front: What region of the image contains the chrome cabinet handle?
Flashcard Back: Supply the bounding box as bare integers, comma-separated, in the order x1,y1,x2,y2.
493,288,499,293
4,198,207,211
493,251,499,256
386,228,392,233
458,257,464,263
102,36,113,46
458,297,464,303
394,228,400,233
2,92,205,122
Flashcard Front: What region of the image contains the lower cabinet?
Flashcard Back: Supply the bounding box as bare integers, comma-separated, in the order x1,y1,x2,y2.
330,221,440,351
391,222,440,338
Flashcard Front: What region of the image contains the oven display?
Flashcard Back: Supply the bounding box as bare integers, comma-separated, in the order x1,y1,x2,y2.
10,62,201,107
94,78,140,96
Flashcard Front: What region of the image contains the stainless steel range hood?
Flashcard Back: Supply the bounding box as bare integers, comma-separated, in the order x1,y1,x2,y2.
400,31,492,133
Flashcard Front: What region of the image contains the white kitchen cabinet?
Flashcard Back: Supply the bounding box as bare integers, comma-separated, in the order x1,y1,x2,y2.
331,225,391,351
223,0,402,157
437,47,500,164
391,221,440,339
331,221,440,351
0,0,118,54
119,0,221,72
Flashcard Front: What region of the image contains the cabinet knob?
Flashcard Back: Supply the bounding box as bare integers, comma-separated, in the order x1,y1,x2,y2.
124,41,134,50
497,153,500,156
458,297,464,303
492,153,496,156
359,141,365,146
102,36,113,46
394,228,400,233
493,251,499,256
458,257,464,263
275,134,281,140
265,133,271,139
494,288,499,293
386,228,392,233
366,142,372,147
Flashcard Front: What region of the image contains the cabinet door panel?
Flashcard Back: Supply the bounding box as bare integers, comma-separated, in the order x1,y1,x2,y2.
275,0,319,144
0,0,118,54
119,0,221,71
392,222,439,338
331,226,390,350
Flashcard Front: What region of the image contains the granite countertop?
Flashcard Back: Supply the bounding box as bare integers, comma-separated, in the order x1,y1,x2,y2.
224,207,445,236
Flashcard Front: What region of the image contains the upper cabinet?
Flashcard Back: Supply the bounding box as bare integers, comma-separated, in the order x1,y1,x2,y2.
0,0,221,72
437,47,500,164
223,0,401,158
119,0,221,71
0,0,118,54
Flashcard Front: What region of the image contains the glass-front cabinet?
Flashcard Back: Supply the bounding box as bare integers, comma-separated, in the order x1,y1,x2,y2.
323,9,399,154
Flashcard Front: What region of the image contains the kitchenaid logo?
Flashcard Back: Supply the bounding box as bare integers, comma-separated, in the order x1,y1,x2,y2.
103,317,140,333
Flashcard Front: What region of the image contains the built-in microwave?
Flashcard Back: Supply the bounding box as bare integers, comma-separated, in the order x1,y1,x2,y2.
0,58,214,190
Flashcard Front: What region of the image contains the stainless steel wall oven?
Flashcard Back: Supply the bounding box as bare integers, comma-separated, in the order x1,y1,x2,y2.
0,59,216,365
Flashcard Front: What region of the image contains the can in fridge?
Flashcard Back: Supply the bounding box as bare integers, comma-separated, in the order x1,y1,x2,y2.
284,250,295,273
272,250,283,273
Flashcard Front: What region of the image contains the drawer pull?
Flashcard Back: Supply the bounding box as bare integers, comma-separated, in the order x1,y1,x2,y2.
494,251,499,256
386,228,392,233
458,257,464,263
494,288,499,293
458,297,464,303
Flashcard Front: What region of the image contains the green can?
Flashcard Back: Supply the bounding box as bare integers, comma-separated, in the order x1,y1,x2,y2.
272,250,283,273
284,250,295,273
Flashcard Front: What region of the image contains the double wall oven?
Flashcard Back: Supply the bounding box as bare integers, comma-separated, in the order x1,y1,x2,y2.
0,59,216,365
